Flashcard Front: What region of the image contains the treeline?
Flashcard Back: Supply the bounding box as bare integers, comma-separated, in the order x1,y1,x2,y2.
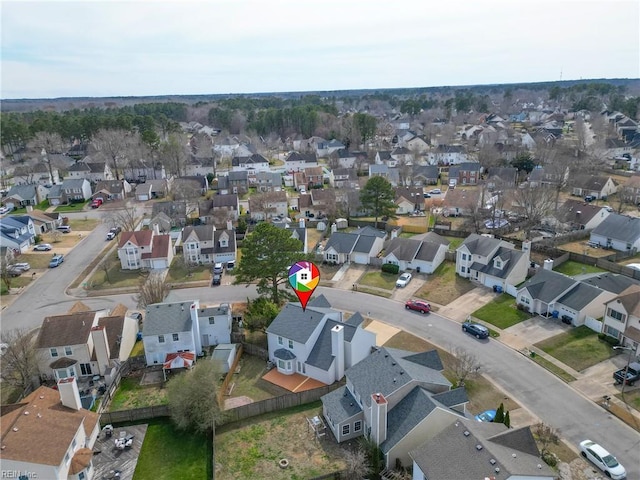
0,102,188,152
548,82,639,118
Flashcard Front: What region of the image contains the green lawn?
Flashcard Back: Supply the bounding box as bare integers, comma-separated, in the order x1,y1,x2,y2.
553,260,605,277
130,340,145,357
530,354,576,383
109,377,168,411
68,218,99,231
166,255,212,283
358,271,398,290
472,293,531,329
133,418,211,480
415,261,475,306
444,236,465,250
88,257,147,289
1,275,32,295
55,202,89,212
534,326,618,372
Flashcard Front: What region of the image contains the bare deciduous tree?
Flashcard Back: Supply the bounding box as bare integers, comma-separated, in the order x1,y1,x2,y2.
342,446,370,480
136,274,170,308
160,133,189,176
1,328,39,393
100,255,114,284
532,423,560,457
28,132,65,186
448,345,481,387
91,129,141,181
512,186,556,238
105,206,139,232
1,257,16,291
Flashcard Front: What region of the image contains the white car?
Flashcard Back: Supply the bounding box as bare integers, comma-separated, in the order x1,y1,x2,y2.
396,272,412,288
579,440,626,480
0,206,10,214
13,262,30,272
429,188,442,195
33,243,52,251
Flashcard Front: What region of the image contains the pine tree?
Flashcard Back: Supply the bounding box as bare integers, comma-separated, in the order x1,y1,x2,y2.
494,403,505,423
504,410,511,428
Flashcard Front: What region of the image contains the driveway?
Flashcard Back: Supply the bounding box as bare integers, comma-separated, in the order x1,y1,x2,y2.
503,315,573,349
437,287,496,322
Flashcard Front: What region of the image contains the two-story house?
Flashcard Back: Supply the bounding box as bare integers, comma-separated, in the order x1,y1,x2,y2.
590,214,640,252
448,162,481,186
0,215,37,252
47,179,92,205
602,286,640,356
67,160,113,182
321,347,468,469
35,304,138,381
331,168,359,189
181,224,237,265
284,151,318,172
231,153,270,172
227,170,249,195
426,145,469,165
198,194,240,225
197,303,233,348
456,233,529,290
92,180,131,201
117,227,175,270
266,295,376,385
0,379,100,480
248,191,288,221
254,171,283,192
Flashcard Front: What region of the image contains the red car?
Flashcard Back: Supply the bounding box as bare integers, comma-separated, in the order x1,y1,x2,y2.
91,199,103,208
405,300,431,314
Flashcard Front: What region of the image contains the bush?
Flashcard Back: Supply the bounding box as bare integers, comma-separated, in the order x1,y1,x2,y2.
381,263,400,274
598,333,619,347
542,452,558,467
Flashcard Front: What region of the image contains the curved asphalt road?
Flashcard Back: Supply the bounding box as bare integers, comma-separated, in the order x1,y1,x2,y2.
2,220,639,477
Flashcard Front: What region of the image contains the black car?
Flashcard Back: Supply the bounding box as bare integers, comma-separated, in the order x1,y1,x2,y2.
462,322,489,339
212,274,221,286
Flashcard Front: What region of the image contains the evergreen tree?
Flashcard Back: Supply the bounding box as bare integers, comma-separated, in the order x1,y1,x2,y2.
504,410,511,428
494,403,505,423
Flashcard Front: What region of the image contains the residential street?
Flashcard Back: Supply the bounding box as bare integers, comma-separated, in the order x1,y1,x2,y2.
1,218,639,478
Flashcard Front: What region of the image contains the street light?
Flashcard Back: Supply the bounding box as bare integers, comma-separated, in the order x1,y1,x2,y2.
613,345,635,395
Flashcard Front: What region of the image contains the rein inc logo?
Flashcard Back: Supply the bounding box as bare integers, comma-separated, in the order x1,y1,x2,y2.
2,471,38,478
288,261,320,311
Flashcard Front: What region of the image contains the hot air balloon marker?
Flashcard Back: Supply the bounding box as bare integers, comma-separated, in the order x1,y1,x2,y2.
288,261,320,311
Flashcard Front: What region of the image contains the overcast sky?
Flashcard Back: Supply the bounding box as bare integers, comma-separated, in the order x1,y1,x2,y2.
2,0,639,99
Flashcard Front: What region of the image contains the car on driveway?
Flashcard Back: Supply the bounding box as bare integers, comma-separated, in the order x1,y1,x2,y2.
405,299,431,314
13,262,30,272
49,254,64,268
6,265,24,277
212,273,221,286
462,321,489,339
475,409,496,422
396,272,412,288
579,440,626,480
613,362,640,386
33,243,52,251
429,188,442,195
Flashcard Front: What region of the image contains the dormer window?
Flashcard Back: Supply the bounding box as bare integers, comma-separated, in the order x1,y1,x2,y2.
495,259,502,269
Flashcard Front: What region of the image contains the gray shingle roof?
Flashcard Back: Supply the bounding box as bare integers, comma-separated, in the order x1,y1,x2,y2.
592,214,640,243
385,238,422,262
352,235,376,254
347,347,450,409
6,184,37,201
274,348,296,360
470,247,525,280
459,233,502,257
519,269,576,303
266,303,336,343
321,386,362,424
410,420,554,480
581,272,640,294
431,387,468,407
353,226,386,238
309,294,332,308
143,301,195,335
61,179,88,190
325,232,359,254
182,225,214,242
380,387,438,454
306,320,359,370
556,282,603,310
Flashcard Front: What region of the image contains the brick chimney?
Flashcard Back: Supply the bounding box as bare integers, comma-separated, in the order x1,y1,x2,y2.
370,393,388,446
91,325,111,375
58,377,83,410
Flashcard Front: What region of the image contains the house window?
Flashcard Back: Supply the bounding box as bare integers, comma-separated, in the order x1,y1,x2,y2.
495,260,502,269
65,452,71,465
354,420,362,432
278,336,283,345
173,334,179,342
50,348,58,357
72,438,77,449
209,317,215,325
288,340,294,349
342,424,350,436
158,335,165,343
461,253,467,260
278,359,285,369
80,363,92,375
65,346,72,356
607,308,626,322
326,253,338,261
79,473,86,480
519,296,530,305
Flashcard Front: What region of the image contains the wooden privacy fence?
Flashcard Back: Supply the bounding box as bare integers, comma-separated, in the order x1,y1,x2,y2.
100,405,170,426
241,342,269,360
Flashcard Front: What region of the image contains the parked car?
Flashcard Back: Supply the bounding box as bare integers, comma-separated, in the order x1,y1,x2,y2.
212,273,222,286
462,321,489,339
226,260,235,270
429,188,442,195
13,262,30,272
396,272,412,288
56,225,71,233
106,231,116,240
586,241,600,248
6,265,24,277
423,193,431,198
33,243,52,251
405,299,431,314
0,206,11,214
613,362,640,386
91,198,103,208
49,254,64,268
213,263,224,274
474,409,496,422
584,195,597,202
579,440,626,480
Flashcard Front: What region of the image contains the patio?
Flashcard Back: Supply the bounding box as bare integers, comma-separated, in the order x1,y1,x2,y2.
93,424,148,480
262,368,326,393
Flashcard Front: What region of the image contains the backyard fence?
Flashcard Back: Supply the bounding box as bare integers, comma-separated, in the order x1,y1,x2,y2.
219,383,340,426
241,342,269,360
100,405,170,426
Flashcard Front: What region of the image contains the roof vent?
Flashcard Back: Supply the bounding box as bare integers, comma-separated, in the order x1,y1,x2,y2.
1,445,5,450
23,411,29,415
37,413,42,418
12,427,18,432
343,391,348,397
495,467,500,473
350,402,353,406
512,453,517,458
476,444,483,451
455,422,459,427
399,371,404,375
39,395,44,399
463,430,470,436
384,354,388,358
391,362,396,366
393,378,396,383
489,458,496,465
538,464,542,469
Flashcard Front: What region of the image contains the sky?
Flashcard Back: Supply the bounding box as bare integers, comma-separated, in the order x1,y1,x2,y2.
1,0,639,99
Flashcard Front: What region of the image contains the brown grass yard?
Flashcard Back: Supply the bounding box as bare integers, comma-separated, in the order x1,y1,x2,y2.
414,261,475,305
68,218,99,231
358,271,397,290
215,402,347,480
225,354,289,403
12,253,55,269
557,240,615,257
